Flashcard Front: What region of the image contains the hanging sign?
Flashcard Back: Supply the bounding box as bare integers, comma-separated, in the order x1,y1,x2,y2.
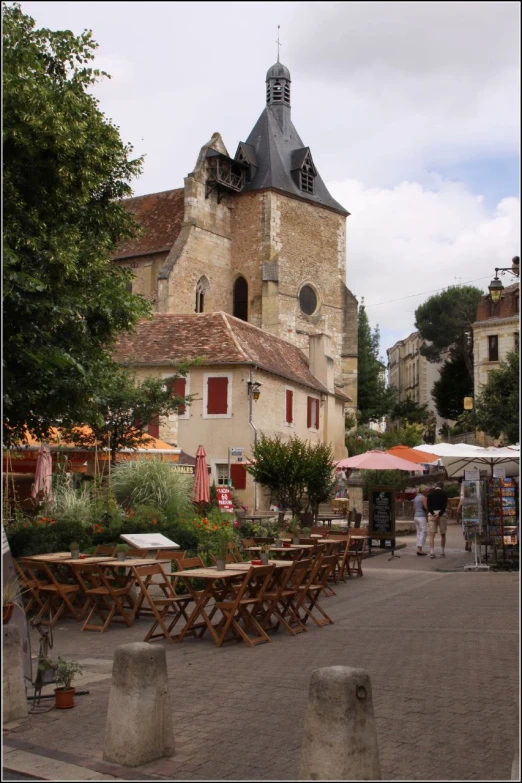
493,466,506,478
464,469,480,481
216,487,234,513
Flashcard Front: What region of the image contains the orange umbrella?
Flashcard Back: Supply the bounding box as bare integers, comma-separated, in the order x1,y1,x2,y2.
386,445,439,464
336,450,424,471
193,445,210,505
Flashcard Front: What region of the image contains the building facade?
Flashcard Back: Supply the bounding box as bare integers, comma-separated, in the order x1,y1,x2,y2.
387,331,448,431
113,313,349,508
112,61,358,409
473,282,519,393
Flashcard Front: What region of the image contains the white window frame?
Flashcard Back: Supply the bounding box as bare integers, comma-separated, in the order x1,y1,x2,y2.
307,394,320,432
284,386,295,428
162,372,191,421
214,462,230,487
203,372,233,419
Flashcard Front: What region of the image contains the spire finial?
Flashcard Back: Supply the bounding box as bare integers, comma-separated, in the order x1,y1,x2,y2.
275,25,282,63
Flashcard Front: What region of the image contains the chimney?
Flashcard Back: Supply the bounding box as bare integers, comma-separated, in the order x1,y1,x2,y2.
309,334,334,392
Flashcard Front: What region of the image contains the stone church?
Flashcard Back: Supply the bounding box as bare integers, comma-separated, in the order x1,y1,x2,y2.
113,60,358,410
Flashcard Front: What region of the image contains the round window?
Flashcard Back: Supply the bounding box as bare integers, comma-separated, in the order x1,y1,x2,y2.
299,285,318,315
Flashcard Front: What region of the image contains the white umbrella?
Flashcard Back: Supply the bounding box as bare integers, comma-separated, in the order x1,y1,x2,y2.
413,444,520,478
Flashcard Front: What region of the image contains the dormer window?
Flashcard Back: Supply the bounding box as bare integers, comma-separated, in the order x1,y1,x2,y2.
300,153,315,194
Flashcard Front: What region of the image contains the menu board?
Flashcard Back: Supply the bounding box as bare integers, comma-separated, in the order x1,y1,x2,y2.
368,486,396,540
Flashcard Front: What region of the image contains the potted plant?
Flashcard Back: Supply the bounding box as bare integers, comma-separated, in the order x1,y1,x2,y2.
274,533,282,547
212,525,230,571
259,543,271,565
70,542,80,560
2,578,23,623
54,657,83,709
290,516,300,545
116,543,129,562
302,527,312,539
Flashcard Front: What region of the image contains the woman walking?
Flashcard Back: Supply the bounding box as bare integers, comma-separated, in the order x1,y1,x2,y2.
413,485,428,556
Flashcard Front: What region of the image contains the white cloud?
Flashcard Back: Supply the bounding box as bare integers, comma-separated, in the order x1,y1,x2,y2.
328,176,520,348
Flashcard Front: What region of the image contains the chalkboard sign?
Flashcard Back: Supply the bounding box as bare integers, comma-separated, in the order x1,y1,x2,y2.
369,486,396,541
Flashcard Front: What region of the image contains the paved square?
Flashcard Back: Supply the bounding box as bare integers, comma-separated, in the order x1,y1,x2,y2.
3,527,519,781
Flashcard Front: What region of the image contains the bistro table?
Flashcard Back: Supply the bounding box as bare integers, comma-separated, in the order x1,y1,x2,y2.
316,514,347,528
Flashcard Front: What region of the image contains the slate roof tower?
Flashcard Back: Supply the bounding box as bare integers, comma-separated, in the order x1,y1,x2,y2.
235,62,348,215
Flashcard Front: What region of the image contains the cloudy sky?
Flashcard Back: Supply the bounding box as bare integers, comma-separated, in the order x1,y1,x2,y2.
22,1,521,355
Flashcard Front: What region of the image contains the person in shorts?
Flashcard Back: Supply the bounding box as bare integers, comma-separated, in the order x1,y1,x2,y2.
427,481,448,558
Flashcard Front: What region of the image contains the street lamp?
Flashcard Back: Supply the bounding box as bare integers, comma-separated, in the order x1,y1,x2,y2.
488,256,520,303
247,380,262,401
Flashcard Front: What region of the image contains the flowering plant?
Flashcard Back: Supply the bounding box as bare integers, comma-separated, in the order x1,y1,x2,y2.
194,512,234,558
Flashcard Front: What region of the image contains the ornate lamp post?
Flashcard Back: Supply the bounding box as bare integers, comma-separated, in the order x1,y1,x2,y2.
488,256,519,303
247,372,262,511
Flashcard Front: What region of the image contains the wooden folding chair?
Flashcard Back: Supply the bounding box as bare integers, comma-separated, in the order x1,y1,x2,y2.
214,565,275,647
94,544,117,557
252,537,274,544
126,547,150,558
227,541,243,562
156,550,187,590
14,560,46,615
260,559,309,636
241,539,255,553
133,562,192,644
335,536,353,582
23,559,83,626
348,538,367,577
290,555,335,628
210,553,237,566
73,562,133,633
298,538,316,545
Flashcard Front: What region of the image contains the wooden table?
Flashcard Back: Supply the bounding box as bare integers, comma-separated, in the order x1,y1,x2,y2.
174,566,247,645
240,513,278,524
316,515,347,528
24,552,75,561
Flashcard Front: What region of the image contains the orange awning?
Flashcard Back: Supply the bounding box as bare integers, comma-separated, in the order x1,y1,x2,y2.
386,445,439,464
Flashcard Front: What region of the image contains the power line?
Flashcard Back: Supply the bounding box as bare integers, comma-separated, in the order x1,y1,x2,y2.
363,275,491,309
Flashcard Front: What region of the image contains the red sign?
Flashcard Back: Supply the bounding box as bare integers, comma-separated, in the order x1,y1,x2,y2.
216,487,234,513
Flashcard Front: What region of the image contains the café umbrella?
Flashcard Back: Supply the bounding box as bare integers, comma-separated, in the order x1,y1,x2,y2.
30,442,53,501
386,445,439,465
335,450,424,472
193,445,210,505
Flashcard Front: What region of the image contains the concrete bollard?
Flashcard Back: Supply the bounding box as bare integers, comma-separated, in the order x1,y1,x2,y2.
103,642,174,767
299,666,381,781
511,748,519,780
3,625,28,724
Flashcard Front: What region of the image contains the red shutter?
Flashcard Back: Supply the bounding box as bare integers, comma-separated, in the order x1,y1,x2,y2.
286,390,293,423
173,378,186,415
307,397,312,428
315,399,320,429
230,464,247,490
207,377,228,414
147,414,159,439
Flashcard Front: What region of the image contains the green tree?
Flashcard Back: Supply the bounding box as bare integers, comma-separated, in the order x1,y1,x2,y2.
303,441,336,522
431,355,473,420
414,286,483,380
61,364,191,464
474,347,519,444
247,435,335,519
3,4,149,446
390,399,430,426
357,301,396,423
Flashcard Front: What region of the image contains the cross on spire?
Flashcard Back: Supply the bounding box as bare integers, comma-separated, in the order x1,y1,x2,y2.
275,25,282,63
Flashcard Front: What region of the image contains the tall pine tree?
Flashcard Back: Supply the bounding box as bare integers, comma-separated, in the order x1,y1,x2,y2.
357,301,395,423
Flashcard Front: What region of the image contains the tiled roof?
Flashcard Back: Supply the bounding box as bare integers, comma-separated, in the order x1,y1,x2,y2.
113,188,184,259
113,312,329,394
475,282,519,322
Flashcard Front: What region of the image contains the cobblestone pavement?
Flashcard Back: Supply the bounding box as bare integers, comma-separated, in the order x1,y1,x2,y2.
3,526,519,781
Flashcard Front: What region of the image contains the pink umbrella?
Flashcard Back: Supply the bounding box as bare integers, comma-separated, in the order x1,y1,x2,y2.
335,450,424,472
31,442,53,501
193,445,210,505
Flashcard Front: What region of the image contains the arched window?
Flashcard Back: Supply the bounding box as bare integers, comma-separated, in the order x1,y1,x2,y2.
233,276,248,322
195,276,209,313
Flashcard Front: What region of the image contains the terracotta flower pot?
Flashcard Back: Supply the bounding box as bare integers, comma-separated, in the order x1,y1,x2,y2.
55,688,75,709
3,603,14,624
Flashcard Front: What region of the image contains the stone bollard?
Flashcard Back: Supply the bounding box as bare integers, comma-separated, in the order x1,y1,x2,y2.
511,748,520,780
103,642,174,767
299,666,381,781
3,625,28,724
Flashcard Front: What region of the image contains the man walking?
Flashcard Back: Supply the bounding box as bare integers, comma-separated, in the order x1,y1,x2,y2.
427,481,448,559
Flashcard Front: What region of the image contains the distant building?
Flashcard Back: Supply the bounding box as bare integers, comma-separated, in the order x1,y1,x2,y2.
386,331,449,432
472,282,519,394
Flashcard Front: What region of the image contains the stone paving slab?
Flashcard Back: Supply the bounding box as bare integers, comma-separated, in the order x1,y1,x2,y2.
2,527,519,781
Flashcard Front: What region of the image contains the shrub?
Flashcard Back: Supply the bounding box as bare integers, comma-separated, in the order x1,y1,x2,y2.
112,459,193,516
47,485,94,527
